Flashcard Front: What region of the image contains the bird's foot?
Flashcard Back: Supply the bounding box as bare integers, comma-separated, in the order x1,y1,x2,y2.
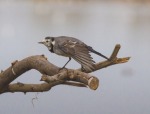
81,67,86,72
58,67,68,73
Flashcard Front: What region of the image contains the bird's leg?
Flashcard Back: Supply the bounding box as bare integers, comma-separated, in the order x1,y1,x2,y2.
58,57,71,72
62,57,71,68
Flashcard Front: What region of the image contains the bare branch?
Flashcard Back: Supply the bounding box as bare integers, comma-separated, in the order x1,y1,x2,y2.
0,44,130,94
110,44,121,60
79,44,130,73
0,55,59,91
40,69,99,90
1,81,86,94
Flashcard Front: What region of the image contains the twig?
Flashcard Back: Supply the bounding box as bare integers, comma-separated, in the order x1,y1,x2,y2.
79,44,130,73
32,93,39,108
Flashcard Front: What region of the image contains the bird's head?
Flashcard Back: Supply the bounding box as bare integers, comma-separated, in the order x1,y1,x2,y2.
38,37,55,51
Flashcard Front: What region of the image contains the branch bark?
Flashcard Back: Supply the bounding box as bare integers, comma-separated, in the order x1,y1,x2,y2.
40,69,99,90
0,44,130,94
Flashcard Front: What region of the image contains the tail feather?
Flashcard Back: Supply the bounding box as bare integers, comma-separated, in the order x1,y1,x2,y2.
87,46,109,60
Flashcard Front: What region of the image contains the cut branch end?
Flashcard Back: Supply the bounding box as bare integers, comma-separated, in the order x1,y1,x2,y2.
88,77,99,90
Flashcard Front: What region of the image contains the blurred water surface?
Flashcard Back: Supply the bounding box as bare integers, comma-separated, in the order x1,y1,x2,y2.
0,1,150,114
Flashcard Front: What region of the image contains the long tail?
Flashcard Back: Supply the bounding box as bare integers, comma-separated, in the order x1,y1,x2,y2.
87,46,109,60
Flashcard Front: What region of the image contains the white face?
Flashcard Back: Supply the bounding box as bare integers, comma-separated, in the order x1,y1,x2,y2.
44,38,51,47
39,37,53,50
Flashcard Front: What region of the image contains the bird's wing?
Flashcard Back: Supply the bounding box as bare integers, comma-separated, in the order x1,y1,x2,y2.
58,40,95,71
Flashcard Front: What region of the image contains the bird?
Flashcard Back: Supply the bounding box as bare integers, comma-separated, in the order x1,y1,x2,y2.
38,36,109,72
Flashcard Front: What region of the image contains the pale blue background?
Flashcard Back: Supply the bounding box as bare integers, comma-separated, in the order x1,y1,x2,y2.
0,1,150,114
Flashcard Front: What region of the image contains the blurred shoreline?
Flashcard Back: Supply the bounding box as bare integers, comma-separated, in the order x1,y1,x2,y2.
0,0,150,4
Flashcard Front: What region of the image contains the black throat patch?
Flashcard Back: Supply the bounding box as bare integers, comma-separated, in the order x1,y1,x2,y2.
49,44,54,53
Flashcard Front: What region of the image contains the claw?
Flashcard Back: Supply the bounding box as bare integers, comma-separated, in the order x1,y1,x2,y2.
81,66,86,72
58,67,68,73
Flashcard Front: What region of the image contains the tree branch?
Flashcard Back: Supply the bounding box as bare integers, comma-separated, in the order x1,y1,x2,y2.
0,55,59,91
79,44,130,73
40,69,99,90
1,81,86,94
0,44,130,94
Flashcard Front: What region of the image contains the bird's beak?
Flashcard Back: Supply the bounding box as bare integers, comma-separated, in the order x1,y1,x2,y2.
38,41,44,44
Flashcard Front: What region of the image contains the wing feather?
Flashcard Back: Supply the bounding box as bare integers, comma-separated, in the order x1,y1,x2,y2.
75,53,95,63
73,56,95,71
73,57,94,71
57,39,95,71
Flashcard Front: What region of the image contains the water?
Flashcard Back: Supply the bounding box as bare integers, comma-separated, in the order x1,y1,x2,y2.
0,1,150,114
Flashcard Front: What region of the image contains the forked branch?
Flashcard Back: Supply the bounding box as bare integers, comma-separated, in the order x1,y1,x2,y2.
0,44,130,94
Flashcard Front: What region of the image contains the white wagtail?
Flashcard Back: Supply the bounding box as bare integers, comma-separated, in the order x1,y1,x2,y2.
39,36,109,72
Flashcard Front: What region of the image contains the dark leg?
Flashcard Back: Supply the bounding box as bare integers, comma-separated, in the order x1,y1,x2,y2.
62,57,71,68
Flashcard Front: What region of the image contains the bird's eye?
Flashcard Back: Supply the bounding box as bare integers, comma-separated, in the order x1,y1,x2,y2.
46,40,48,43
